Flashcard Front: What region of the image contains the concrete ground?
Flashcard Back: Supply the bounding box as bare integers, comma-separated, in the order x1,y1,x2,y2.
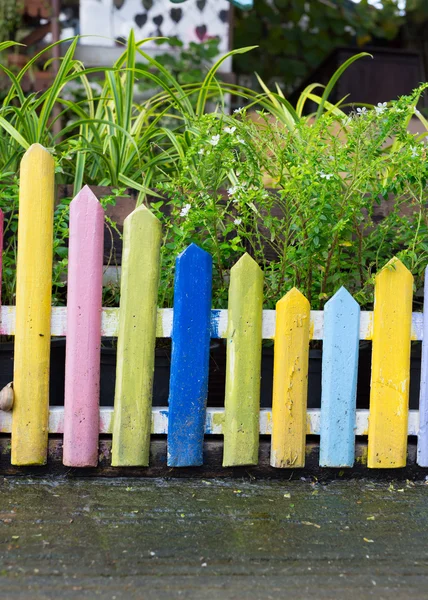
1,477,428,599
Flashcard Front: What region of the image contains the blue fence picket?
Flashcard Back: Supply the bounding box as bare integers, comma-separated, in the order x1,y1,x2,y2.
417,266,428,466
167,243,213,467
319,287,360,467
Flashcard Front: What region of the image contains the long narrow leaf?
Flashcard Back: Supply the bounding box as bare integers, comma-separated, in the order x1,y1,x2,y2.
315,52,372,119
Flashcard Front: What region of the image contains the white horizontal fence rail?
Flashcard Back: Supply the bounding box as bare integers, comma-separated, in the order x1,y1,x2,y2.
0,407,421,436
0,306,424,340
0,307,422,443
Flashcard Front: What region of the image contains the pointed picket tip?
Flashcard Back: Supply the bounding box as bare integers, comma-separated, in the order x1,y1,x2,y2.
326,286,359,310
21,143,53,165
177,243,212,263
231,252,261,273
277,287,309,308
125,204,161,227
377,257,413,282
71,185,102,208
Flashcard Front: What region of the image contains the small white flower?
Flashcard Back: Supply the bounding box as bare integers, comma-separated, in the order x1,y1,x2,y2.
180,204,191,217
198,148,204,155
233,107,244,114
237,138,246,144
411,147,419,158
224,126,236,134
356,107,367,116
328,155,335,161
209,134,220,146
375,102,387,115
318,171,333,180
234,218,242,226
344,25,356,36
309,27,319,34
298,14,310,31
228,186,239,196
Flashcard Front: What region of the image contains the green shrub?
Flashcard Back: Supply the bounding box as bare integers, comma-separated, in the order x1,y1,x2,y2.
153,85,428,309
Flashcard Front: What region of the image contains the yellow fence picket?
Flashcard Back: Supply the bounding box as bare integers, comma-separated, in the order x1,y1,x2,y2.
12,145,55,465
111,206,162,466
368,258,413,468
223,254,264,467
271,288,310,468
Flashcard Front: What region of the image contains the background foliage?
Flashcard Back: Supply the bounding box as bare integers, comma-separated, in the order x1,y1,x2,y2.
233,0,426,93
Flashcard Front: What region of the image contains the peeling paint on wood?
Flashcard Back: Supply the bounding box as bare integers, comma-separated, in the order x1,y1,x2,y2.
271,288,310,468
63,187,104,468
320,287,360,468
0,406,421,436
223,254,264,467
111,206,161,466
0,306,423,341
167,244,212,467
368,258,413,468
417,266,428,466
12,145,55,466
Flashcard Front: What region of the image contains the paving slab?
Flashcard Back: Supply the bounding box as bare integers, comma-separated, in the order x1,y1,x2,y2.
1,477,428,599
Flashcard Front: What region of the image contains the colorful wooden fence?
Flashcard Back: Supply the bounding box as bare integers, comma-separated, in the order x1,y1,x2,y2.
0,144,427,470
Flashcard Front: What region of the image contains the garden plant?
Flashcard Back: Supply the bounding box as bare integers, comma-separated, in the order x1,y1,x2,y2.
0,37,426,315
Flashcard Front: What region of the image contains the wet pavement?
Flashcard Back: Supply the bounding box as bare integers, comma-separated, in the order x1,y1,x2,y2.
1,477,428,599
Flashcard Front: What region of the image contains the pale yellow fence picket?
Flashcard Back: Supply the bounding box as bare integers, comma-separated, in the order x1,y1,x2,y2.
111,206,162,466
223,254,264,467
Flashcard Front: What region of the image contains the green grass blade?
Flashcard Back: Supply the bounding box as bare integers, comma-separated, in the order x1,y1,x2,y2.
196,46,257,116
315,52,372,120
0,117,30,150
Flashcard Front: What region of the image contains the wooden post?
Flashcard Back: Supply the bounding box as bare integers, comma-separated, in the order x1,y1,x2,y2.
270,288,310,468
12,144,55,466
63,186,104,467
223,253,263,467
368,258,413,468
111,206,161,466
167,244,212,467
319,287,360,467
417,266,428,466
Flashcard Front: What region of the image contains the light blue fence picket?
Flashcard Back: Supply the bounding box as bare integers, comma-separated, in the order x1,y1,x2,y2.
2,167,428,472
167,244,213,467
319,287,360,467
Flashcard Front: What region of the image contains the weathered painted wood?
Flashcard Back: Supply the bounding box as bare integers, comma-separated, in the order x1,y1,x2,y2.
223,254,264,466
0,406,421,436
63,187,104,467
368,258,413,468
12,144,55,465
111,206,161,466
270,288,310,468
167,244,212,467
417,266,428,466
0,307,423,341
0,440,422,478
319,287,360,467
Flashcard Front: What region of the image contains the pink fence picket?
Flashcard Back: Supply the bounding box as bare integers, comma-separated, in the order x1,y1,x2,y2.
63,186,104,467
